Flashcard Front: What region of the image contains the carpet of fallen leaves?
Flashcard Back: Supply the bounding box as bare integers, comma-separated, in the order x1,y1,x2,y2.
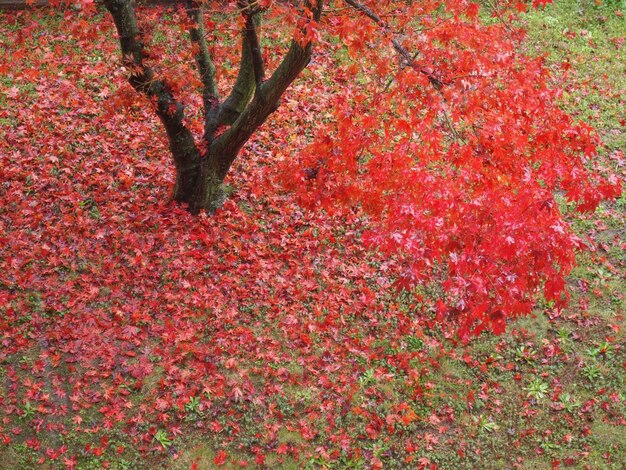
1,3,625,469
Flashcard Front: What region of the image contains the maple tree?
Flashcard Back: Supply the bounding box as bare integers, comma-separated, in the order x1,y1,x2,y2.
74,0,618,337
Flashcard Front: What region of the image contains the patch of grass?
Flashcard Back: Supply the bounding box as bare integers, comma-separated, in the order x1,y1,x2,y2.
524,1,626,151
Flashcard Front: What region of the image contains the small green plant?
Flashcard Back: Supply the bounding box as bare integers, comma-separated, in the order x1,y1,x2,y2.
22,401,35,419
540,439,560,453
79,197,101,220
587,341,614,359
556,328,570,341
582,364,602,381
476,415,499,433
153,430,172,449
558,392,581,413
184,396,201,415
514,345,537,363
359,369,376,387
525,378,550,400
405,336,423,352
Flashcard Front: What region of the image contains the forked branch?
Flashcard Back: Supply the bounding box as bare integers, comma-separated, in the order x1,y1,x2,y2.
212,0,324,178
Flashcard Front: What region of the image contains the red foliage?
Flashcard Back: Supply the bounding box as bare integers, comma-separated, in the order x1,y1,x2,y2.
277,0,619,337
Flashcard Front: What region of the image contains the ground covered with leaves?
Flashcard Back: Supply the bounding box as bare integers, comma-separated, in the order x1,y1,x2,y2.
1,0,625,468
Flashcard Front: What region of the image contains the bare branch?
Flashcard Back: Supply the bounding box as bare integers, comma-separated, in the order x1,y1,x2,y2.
184,0,218,101
208,31,256,137
342,0,412,61
207,2,263,136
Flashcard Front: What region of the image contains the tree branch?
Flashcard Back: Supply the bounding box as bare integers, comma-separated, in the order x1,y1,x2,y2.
238,1,265,85
104,0,200,179
207,2,263,135
343,0,443,89
205,30,256,138
184,0,218,102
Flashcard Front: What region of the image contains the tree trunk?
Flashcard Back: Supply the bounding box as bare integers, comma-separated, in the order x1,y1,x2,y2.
171,147,229,215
